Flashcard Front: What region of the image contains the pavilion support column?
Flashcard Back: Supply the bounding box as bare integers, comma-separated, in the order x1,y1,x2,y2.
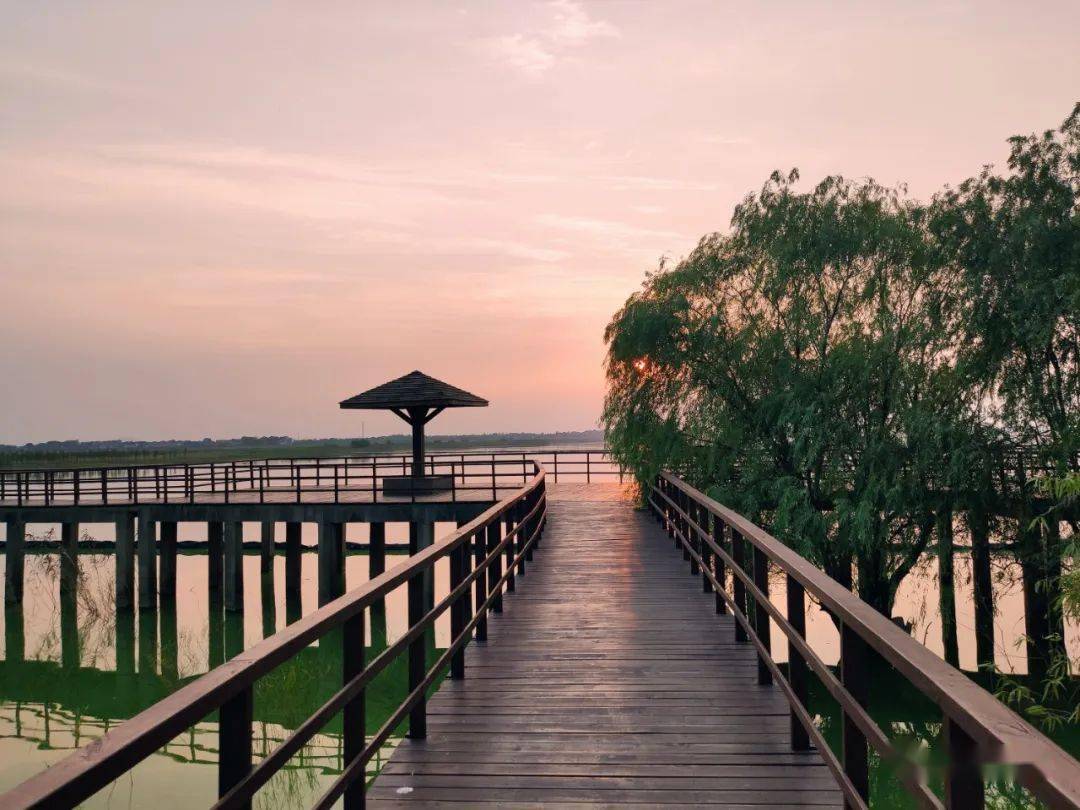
60,521,79,598
159,520,177,602
137,513,157,610
4,519,25,604
409,410,426,478
285,522,302,623
115,514,136,610
224,521,244,613
318,521,344,606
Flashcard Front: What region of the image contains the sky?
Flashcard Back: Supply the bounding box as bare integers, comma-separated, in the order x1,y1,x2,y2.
1,1,1078,443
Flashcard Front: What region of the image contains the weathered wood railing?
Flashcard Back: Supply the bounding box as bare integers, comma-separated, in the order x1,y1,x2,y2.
0,449,616,506
651,472,1080,810
1,465,547,809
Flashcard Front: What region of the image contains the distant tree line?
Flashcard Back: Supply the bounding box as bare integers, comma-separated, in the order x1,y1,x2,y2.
603,104,1079,687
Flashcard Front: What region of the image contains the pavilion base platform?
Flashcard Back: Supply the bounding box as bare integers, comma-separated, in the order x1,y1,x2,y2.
382,475,453,496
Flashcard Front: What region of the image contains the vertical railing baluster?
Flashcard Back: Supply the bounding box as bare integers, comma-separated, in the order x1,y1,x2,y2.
343,611,366,810
504,508,516,593
945,717,984,809
407,564,426,739
786,574,810,750
752,544,772,686
450,542,466,679
219,685,253,809
713,517,727,615
474,529,488,643
841,624,870,807
732,528,748,643
700,504,713,593
488,522,503,614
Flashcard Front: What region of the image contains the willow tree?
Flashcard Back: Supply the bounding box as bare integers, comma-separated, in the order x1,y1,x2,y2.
929,103,1080,679
604,171,965,617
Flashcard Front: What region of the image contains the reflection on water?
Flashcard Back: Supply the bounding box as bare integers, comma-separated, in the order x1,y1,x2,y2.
0,520,455,807
0,496,1076,806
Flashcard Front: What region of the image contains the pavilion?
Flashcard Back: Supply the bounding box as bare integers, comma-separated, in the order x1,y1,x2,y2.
340,370,488,494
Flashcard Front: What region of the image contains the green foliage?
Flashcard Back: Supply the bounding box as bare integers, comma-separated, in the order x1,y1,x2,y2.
604,103,1080,625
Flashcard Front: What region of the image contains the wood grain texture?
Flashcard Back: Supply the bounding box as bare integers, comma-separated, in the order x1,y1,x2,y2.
369,490,841,807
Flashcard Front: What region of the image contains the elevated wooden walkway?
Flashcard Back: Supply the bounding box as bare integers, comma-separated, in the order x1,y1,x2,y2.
369,485,842,808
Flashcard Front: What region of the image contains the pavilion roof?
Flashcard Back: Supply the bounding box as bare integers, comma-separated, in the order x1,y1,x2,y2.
339,371,488,410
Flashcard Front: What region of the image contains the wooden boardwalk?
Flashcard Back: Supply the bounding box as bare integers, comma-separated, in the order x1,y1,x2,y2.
369,485,842,808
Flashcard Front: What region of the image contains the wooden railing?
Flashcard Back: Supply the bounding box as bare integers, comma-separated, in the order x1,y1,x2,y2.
650,472,1080,810
0,449,617,507
1,465,547,809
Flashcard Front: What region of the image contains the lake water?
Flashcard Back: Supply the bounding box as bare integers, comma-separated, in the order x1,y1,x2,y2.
0,484,1076,807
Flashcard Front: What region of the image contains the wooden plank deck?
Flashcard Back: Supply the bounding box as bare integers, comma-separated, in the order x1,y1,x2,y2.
368,485,842,808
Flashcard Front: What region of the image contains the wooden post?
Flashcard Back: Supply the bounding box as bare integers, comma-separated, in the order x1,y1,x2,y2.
407,522,427,740
699,505,711,592
841,624,870,807
115,514,136,610
159,521,177,602
116,605,135,674
224,521,244,613
219,685,253,809
137,513,158,609
504,511,516,593
487,522,502,614
752,545,772,686
5,602,25,663
285,522,302,624
59,521,78,590
260,521,275,576
343,611,366,809
450,542,467,679
4,519,26,604
787,575,810,750
732,529,748,643
318,521,344,606
161,603,179,681
208,521,225,600
945,716,984,808
969,506,995,672
138,607,158,675
713,517,727,615
474,530,488,643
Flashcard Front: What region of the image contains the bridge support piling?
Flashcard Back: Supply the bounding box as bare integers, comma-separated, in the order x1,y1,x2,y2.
137,513,157,609
318,521,344,606
159,520,177,602
60,521,79,596
5,602,24,662
285,522,301,623
410,520,435,619
4,519,25,604
208,521,224,599
161,603,179,681
61,581,79,669
369,522,387,646
138,608,158,674
224,521,244,612
116,606,135,674
261,568,277,639
260,521,274,576
115,514,135,610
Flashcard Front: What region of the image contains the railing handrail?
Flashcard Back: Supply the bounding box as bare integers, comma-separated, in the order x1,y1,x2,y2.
658,471,1080,809
2,465,548,809
0,448,612,476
